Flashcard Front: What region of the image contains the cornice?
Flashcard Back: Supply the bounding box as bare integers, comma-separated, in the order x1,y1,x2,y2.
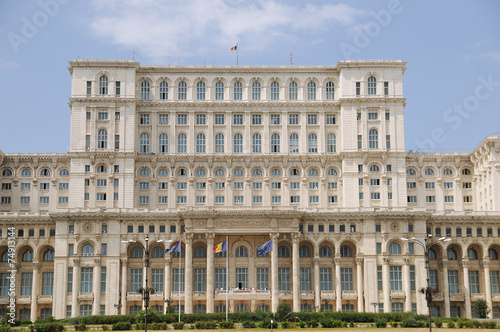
338,96,406,105
69,97,137,104
137,100,341,108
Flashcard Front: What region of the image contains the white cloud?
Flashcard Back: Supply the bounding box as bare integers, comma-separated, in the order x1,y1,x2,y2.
88,0,365,59
0,58,19,71
481,51,500,62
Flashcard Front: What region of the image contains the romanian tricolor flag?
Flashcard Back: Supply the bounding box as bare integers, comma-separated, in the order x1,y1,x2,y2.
231,45,237,51
213,240,227,253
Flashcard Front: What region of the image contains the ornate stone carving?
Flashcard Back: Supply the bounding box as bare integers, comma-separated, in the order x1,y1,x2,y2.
383,257,390,265
291,233,300,243
94,258,101,265
73,259,80,266
32,262,40,270
356,257,364,265
82,222,93,234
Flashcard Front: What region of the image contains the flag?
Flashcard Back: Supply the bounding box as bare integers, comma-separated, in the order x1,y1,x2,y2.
257,239,273,256
213,240,227,253
165,241,181,253
231,45,237,51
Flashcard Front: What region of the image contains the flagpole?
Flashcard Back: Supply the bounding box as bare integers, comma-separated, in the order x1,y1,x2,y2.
179,240,181,322
226,235,229,321
236,44,239,66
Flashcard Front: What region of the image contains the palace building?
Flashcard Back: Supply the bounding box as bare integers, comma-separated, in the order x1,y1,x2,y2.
0,59,499,321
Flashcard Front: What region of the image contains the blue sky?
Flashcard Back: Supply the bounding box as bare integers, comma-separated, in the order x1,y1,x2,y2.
0,0,499,153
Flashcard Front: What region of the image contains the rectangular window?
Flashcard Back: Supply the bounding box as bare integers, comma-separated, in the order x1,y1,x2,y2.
290,182,299,189
463,182,472,189
177,182,187,190
469,270,479,294
328,196,338,203
385,111,390,121
96,193,106,201
158,114,169,125
425,182,435,189
236,268,248,288
98,112,108,120
115,81,120,95
271,182,281,189
40,183,50,190
290,196,300,203
114,135,119,149
429,270,438,291
370,179,380,186
270,195,281,204
214,114,225,125
21,197,31,204
463,195,473,202
410,265,416,291
376,243,382,254
307,114,318,124
300,268,311,291
21,272,33,296
196,182,205,190
384,82,389,95
97,179,107,187
58,197,68,204
21,183,31,191
59,183,69,190
407,196,417,203
309,182,319,189
289,114,299,125
101,267,106,292
215,268,226,290
407,182,416,189
456,228,462,237
355,82,360,96
320,268,332,291
215,196,225,204
85,135,90,149
253,182,262,190
386,135,391,149
80,267,93,293
368,112,378,120
139,196,149,204
234,196,243,203
39,197,49,204
357,135,362,149
67,267,73,293
448,270,459,294
177,114,187,125
329,225,335,233
256,268,269,289
86,81,92,95
252,196,262,203
129,269,143,292
443,182,454,189
252,114,262,125
490,271,500,294
234,183,243,190
139,113,149,124
326,114,336,124
392,303,404,313
409,243,414,254
41,272,54,296
444,196,454,203
328,182,337,189
270,114,280,125
278,268,290,291
196,196,206,204
177,196,186,204
233,114,243,125
215,182,225,190
341,268,353,291
377,266,383,290
390,266,402,291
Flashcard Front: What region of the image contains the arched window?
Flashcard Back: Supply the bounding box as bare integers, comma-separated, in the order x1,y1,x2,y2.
97,129,108,149
158,169,168,176
40,168,50,176
178,134,187,153
140,133,150,153
43,249,54,261
59,169,69,176
252,169,262,176
299,245,311,257
270,81,279,100
308,134,318,153
327,134,336,153
367,76,376,95
215,169,225,176
271,169,281,176
159,82,168,100
139,169,150,176
407,168,416,176
290,168,300,176
289,134,299,153
130,246,143,258
462,168,471,175
178,81,187,100
370,165,380,172
270,134,280,153
428,248,437,260
97,165,107,173
196,169,206,176
2,169,12,176
369,129,378,149
215,134,225,153
327,168,338,176
172,247,185,258
424,168,434,175
158,134,168,153
214,81,224,100
468,248,478,260
309,169,319,176
177,168,187,176
1,251,8,262
141,81,150,100
278,246,290,257
196,81,206,100
196,134,206,153
22,249,33,262
233,134,243,153
99,76,108,94
252,134,262,153
82,244,94,255
447,248,457,260
340,246,353,257
325,81,334,99
389,243,401,255
320,245,332,257
235,246,248,257
234,169,244,176
233,81,242,100
252,82,261,100
151,246,164,258
307,82,316,100
193,246,206,257
289,82,298,100
489,248,499,260
21,169,32,177
443,168,453,176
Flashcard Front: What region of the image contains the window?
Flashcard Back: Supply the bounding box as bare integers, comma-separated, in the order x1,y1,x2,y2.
426,196,436,203
289,113,299,125
386,135,391,149
289,134,299,153
270,114,280,125
326,134,336,153
325,81,334,99
447,248,457,260
300,268,311,291
177,114,187,124
326,114,336,124
196,81,206,100
233,114,243,124
80,267,93,293
429,270,438,291
158,134,168,153
490,271,500,294
257,268,269,289
355,82,360,95
97,129,107,149
376,243,382,254
193,268,206,292
233,82,242,100
140,133,150,153
444,182,453,189
252,114,262,125
390,266,402,290
384,82,389,95
178,134,187,153
252,82,261,100
410,265,416,290
196,134,206,153
129,269,142,292
448,270,459,294
424,168,434,175
307,82,316,100
141,81,150,100
99,76,108,94
86,81,92,95
469,271,480,294
289,82,298,100
425,182,435,189
368,76,376,95
377,266,383,290
270,81,279,100
307,114,318,124
369,129,378,149
215,113,225,125
368,112,378,120
233,134,243,153
340,246,352,257
214,134,224,153
392,303,404,313
159,81,168,99
389,243,401,254
308,134,317,153
235,246,248,257
270,134,280,153
215,82,224,100
236,268,248,288
341,268,353,291
158,113,168,124
178,81,187,100
252,134,262,153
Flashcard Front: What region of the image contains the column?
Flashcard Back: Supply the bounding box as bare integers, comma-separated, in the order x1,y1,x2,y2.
164,257,171,314
92,260,101,315
383,258,390,312
184,233,193,314
403,258,411,312
356,258,364,312
121,259,127,315
206,234,215,313
335,256,342,311
442,260,450,318
72,259,80,317
314,258,320,310
31,262,39,322
484,259,493,319
462,259,471,318
271,233,279,313
292,233,300,312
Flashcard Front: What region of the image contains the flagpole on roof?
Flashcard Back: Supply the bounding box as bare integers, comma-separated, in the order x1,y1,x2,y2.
179,240,181,322
226,235,229,321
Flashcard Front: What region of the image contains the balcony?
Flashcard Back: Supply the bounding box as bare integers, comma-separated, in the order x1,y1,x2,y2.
214,289,271,300
320,290,336,300
38,295,53,303
341,290,357,299
492,293,500,302
471,293,485,301
432,293,444,301
18,296,32,304
449,293,465,301
79,292,94,300
390,290,406,299
126,292,142,300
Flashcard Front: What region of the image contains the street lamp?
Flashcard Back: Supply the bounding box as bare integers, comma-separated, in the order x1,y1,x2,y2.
137,235,155,332
401,236,451,332
114,303,122,315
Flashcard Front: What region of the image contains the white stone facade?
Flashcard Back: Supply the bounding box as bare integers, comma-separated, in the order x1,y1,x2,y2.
0,59,499,320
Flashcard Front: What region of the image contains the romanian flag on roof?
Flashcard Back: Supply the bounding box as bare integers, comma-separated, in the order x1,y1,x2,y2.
213,240,227,253
231,45,237,51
